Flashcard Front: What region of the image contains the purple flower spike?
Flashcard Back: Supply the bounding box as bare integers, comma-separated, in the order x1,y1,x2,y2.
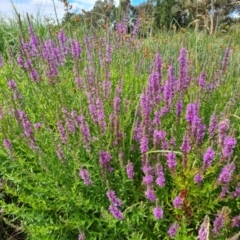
173,196,183,208
197,71,207,89
155,163,165,187
180,134,191,153
145,186,156,202
208,114,218,138
153,207,163,220
167,152,177,171
203,147,215,168
8,80,17,91
57,120,67,144
4,139,12,150
99,150,112,171
213,213,225,235
194,174,203,184
140,136,149,154
222,136,237,159
218,162,235,184
176,99,183,118
126,162,134,179
198,215,210,240
79,168,93,186
232,215,240,227
168,222,180,238
109,205,123,220
143,175,153,185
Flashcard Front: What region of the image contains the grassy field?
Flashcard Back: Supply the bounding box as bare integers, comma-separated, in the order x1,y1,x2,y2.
0,13,240,240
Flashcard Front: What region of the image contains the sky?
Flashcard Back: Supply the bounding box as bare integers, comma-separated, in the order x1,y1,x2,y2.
0,0,145,21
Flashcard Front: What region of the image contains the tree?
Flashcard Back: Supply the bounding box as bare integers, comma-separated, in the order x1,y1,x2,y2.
154,0,176,29
176,0,235,34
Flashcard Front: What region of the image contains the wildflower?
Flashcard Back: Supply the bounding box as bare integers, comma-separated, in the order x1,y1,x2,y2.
180,134,191,153
58,29,69,55
70,39,81,58
105,44,112,63
173,196,183,208
3,139,12,150
30,69,39,82
203,147,215,168
213,213,225,234
109,205,123,220
140,93,151,118
8,80,17,91
96,97,106,132
198,215,210,240
218,162,235,184
164,65,175,106
132,18,141,37
34,123,41,129
222,136,237,159
99,151,112,171
155,163,165,187
28,26,38,53
153,129,166,146
197,71,207,89
178,47,188,91
168,222,179,238
232,183,240,197
218,119,230,145
145,186,156,202
57,120,67,144
167,152,177,171
106,190,122,207
140,136,149,154
153,207,163,220
221,47,231,74
79,168,93,186
78,232,85,240
219,185,228,198
194,174,203,184
208,114,218,138
143,175,153,185
56,144,64,161
176,99,183,118
126,162,134,179
107,190,124,220
232,215,240,227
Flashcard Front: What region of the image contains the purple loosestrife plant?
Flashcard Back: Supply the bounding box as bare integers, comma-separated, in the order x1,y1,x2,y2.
155,163,165,187
168,222,180,238
197,71,207,89
173,196,183,208
153,207,163,220
198,215,210,240
145,186,156,202
203,147,215,169
208,114,218,139
222,136,237,159
79,168,93,186
167,152,177,171
106,190,123,220
99,150,112,172
217,162,235,184
57,120,67,144
178,47,188,91
126,162,134,180
213,213,225,235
